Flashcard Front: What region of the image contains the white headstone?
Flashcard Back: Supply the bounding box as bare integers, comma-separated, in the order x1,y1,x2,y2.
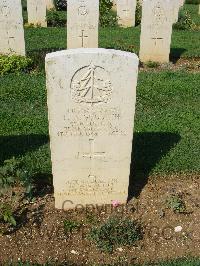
139,0,173,63
67,0,99,49
45,48,139,209
27,0,47,27
46,0,55,10
117,0,137,27
0,0,25,56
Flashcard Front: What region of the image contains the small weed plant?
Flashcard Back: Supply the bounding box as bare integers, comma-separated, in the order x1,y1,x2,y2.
63,220,82,235
0,158,35,227
0,203,16,226
166,194,186,214
88,217,142,253
145,61,160,68
0,158,21,195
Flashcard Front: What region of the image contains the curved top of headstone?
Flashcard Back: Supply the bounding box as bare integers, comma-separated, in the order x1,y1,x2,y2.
45,48,139,63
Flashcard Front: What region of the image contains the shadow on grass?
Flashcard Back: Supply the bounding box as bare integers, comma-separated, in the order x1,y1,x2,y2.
170,48,187,63
27,48,65,71
0,134,49,165
128,132,181,201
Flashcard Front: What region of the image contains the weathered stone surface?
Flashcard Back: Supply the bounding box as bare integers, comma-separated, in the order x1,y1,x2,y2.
139,0,173,63
27,0,47,27
46,0,55,10
67,0,99,49
117,0,137,27
0,0,25,56
172,0,180,23
45,48,139,209
112,0,117,11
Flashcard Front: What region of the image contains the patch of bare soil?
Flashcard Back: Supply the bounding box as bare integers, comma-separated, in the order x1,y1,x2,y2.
140,57,200,72
0,174,200,265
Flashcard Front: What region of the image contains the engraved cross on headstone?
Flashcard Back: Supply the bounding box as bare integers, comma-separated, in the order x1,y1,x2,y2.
79,30,88,47
79,138,105,177
81,139,105,160
8,36,14,51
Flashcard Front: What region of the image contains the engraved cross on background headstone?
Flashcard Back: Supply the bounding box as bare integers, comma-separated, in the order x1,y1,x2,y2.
8,36,14,52
122,8,130,17
151,37,164,47
5,21,15,53
79,30,88,47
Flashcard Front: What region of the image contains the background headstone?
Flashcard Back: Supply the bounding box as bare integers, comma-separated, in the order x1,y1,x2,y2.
172,0,181,23
139,0,173,63
27,0,47,27
0,0,25,56
46,0,55,10
67,0,99,49
117,0,137,27
112,0,117,11
179,0,185,7
46,48,139,209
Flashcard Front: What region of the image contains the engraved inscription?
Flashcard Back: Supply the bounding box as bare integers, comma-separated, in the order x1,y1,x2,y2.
57,107,125,137
151,2,166,44
71,63,112,105
153,2,166,25
64,176,118,196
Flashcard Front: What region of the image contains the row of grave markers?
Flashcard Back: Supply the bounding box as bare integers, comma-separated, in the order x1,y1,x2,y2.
0,0,187,63
26,0,184,29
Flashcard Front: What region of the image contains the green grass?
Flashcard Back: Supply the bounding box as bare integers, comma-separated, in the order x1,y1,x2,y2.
25,28,66,52
135,71,200,174
23,3,200,60
0,71,199,176
24,26,200,60
183,4,200,26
